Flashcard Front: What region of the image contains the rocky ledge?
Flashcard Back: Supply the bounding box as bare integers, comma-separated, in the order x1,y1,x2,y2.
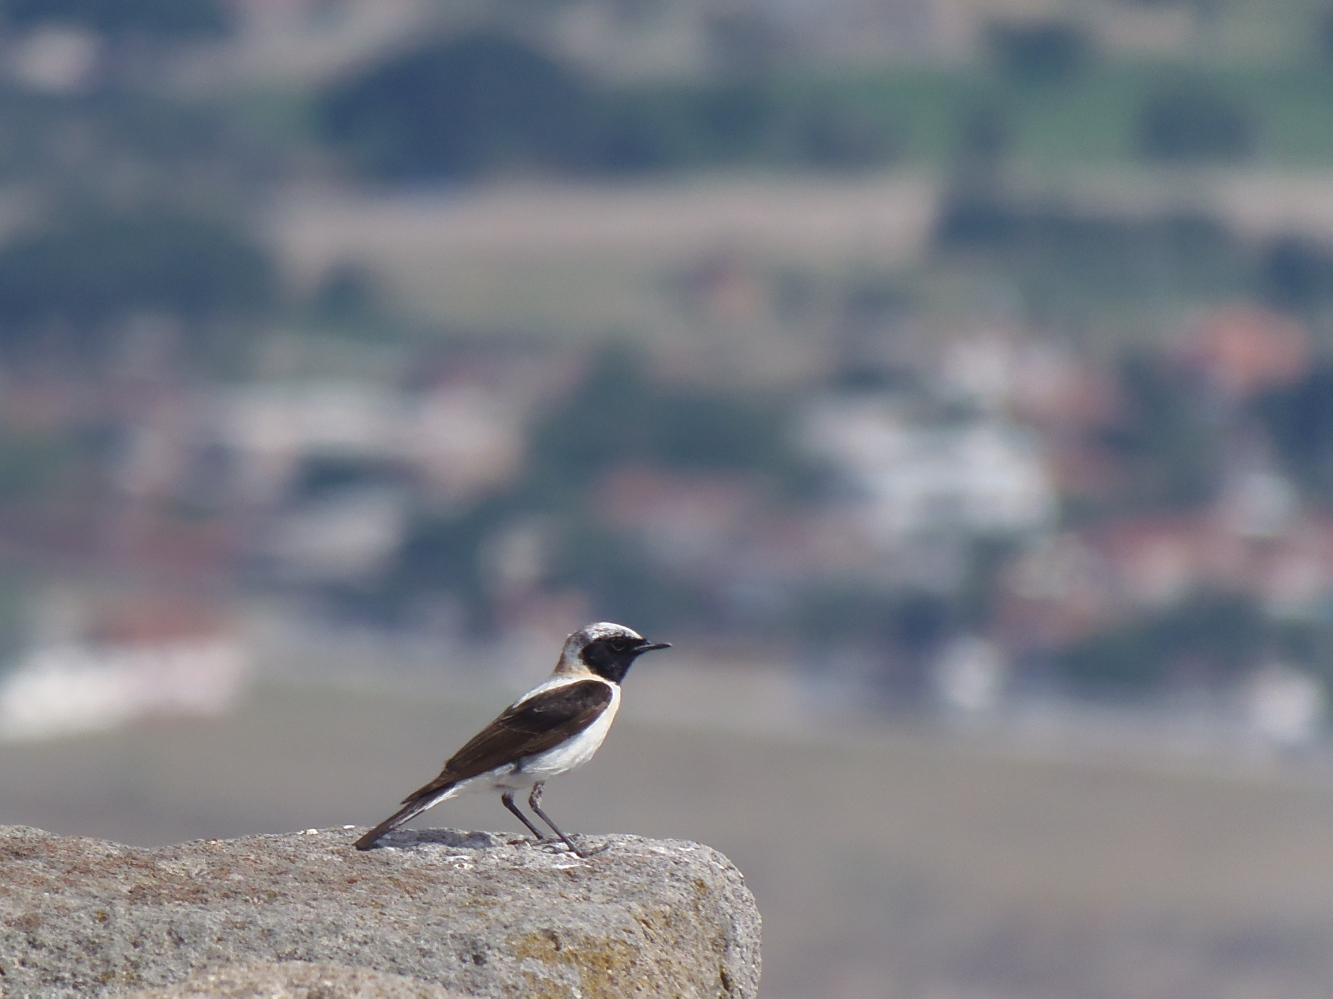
119,961,472,998
0,825,760,999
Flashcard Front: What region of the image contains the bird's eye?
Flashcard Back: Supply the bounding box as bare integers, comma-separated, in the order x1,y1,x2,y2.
609,638,630,652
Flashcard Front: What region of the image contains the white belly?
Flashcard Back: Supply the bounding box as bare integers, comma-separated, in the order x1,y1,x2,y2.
436,680,620,798
520,684,620,780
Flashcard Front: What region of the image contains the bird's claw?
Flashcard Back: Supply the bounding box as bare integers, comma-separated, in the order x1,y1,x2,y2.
529,835,604,859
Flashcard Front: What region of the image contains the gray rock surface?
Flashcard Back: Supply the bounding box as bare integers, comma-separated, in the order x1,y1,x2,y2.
117,961,470,998
0,824,760,999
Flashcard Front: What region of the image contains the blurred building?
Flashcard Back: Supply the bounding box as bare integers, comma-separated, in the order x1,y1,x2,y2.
0,591,251,741
801,393,1056,544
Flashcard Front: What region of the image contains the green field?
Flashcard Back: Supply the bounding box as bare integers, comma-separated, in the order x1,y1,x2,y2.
794,63,1333,169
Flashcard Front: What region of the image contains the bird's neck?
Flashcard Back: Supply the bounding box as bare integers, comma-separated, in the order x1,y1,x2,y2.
551,660,599,681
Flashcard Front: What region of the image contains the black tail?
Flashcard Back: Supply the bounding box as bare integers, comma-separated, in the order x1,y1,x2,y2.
353,786,453,851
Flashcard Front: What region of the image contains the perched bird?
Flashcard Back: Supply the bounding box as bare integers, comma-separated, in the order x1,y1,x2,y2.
354,622,670,856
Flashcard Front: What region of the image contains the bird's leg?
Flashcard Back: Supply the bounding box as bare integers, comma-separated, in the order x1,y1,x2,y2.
502,790,547,843
528,782,591,859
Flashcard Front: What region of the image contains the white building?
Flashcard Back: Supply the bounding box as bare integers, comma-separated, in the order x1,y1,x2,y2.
801,395,1056,544
0,593,251,742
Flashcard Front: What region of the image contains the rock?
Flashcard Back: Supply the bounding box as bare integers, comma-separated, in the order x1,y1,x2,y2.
0,825,761,999
117,961,470,998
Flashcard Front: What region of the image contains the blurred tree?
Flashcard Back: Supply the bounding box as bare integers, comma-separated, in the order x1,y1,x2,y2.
0,211,276,353
364,344,808,634
986,20,1091,85
1254,362,1333,498
1318,6,1333,63
887,591,954,698
1274,617,1333,684
379,499,515,632
597,89,693,172
526,343,796,500
1258,236,1333,311
592,81,781,172
318,32,596,180
952,101,1012,188
682,80,778,165
593,90,696,173
320,33,908,179
0,565,36,672
0,0,231,39
797,584,953,702
934,193,1017,251
545,519,706,636
935,199,1240,301
291,456,407,502
1058,592,1265,695
0,86,240,193
308,262,384,327
958,537,1018,631
1135,82,1255,162
0,431,79,505
375,500,710,636
790,96,899,172
1101,352,1221,511
957,102,1011,166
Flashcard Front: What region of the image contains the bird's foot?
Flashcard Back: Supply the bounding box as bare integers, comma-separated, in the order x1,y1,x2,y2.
564,836,609,859
529,836,598,859
535,838,574,856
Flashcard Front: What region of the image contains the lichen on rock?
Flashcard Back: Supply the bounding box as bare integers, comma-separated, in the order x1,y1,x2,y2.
0,825,761,999
117,961,469,998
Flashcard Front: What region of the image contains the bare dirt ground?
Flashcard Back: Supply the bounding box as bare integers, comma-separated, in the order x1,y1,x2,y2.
270,177,940,332
270,172,1333,336
6,676,1333,999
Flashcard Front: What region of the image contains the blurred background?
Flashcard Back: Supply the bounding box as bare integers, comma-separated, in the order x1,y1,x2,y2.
7,0,1333,996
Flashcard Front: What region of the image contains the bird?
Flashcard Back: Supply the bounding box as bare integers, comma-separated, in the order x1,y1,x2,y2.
354,622,670,857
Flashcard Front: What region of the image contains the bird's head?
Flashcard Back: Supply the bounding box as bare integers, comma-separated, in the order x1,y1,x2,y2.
559,622,670,683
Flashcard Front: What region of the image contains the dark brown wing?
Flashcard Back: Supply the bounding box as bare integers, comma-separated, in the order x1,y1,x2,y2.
400,679,613,804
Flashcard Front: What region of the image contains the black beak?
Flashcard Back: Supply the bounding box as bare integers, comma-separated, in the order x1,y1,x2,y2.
638,641,671,653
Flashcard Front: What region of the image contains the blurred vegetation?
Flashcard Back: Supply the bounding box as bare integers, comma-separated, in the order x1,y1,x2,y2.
1259,236,1333,312
291,456,408,503
545,519,709,637
378,498,516,632
0,432,82,506
306,264,386,330
319,33,597,180
312,31,1333,175
1100,353,1223,512
0,210,276,359
797,584,954,701
525,344,800,494
1057,593,1268,696
0,565,35,672
931,194,1255,339
317,31,903,179
0,87,244,188
936,200,1244,301
986,20,1093,86
1135,81,1256,162
1256,361,1333,499
2,7,1333,700
359,343,811,636
376,500,714,637
0,0,232,39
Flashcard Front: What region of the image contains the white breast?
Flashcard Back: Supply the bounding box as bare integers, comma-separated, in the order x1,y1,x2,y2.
518,680,621,781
